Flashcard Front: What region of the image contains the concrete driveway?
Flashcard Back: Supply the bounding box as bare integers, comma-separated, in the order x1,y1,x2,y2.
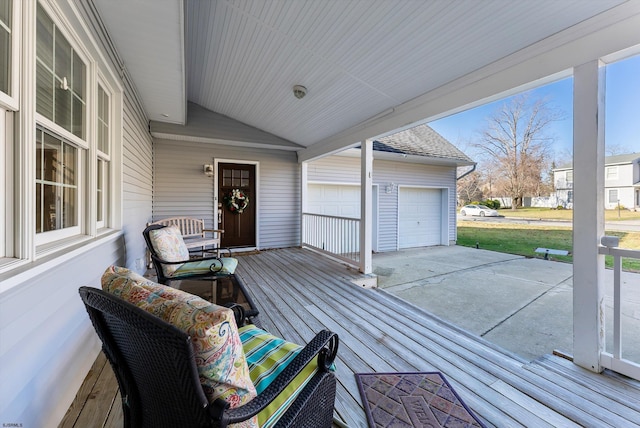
373,245,640,363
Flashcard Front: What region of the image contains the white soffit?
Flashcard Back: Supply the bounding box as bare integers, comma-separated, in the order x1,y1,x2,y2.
94,0,186,124
186,0,627,147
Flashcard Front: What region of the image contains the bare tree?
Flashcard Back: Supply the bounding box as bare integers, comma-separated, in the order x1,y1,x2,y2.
606,143,633,156
457,172,483,205
474,94,563,209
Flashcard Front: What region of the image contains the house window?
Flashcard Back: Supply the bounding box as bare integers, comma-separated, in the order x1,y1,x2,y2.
36,3,86,140
96,83,110,228
34,3,90,245
0,0,18,111
608,189,619,204
0,0,121,271
0,0,11,96
567,190,573,203
35,128,79,235
606,166,618,180
0,108,7,258
566,171,573,183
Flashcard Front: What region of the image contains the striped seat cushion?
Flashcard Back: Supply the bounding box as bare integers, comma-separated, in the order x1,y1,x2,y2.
171,257,238,278
239,325,330,428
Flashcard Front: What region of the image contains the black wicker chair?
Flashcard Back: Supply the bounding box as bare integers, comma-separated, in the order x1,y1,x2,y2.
143,223,261,325
143,224,236,285
79,286,339,428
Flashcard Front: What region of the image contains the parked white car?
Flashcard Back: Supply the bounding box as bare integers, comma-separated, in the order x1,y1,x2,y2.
460,204,499,217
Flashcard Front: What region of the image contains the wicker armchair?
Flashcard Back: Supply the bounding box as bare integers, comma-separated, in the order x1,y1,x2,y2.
79,286,339,428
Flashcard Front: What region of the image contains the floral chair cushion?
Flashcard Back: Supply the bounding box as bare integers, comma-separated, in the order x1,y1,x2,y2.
101,266,258,428
148,225,190,277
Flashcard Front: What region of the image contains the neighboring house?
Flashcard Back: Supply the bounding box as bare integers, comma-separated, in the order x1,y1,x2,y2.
554,153,640,209
1,1,639,426
306,125,474,251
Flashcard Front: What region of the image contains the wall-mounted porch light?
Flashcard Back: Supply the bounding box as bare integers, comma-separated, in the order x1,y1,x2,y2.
385,183,396,194
204,164,214,177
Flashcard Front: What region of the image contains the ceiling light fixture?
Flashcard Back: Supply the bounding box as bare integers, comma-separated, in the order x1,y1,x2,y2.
293,85,307,99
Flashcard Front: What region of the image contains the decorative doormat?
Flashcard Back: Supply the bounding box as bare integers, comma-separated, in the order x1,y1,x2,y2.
355,372,486,428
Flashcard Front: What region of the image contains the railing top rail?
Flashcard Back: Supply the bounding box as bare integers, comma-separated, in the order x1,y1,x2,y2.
598,246,640,258
302,212,360,222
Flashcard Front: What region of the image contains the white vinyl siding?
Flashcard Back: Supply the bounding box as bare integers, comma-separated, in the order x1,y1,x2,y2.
153,139,300,249
307,154,457,251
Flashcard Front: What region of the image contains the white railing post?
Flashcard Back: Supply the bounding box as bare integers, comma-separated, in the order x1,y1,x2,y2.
300,162,308,247
598,236,640,380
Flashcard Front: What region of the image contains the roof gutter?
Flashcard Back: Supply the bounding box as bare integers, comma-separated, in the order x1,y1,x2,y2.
456,164,477,180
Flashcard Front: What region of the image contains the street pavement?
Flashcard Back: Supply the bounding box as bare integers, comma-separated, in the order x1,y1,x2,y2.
373,245,640,363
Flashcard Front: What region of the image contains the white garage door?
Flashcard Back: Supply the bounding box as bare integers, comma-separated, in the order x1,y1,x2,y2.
399,187,442,248
307,184,360,217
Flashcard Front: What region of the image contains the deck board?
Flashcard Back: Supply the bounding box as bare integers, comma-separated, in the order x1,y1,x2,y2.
62,248,640,428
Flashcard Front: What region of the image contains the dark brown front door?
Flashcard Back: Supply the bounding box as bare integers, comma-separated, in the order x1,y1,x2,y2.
218,163,256,248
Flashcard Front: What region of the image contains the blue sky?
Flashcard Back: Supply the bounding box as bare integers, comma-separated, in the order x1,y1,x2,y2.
429,55,640,161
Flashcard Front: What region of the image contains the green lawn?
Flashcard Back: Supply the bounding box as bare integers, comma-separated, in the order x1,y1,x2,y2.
456,221,640,272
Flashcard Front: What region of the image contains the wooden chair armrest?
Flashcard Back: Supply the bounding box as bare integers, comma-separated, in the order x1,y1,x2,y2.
203,229,225,234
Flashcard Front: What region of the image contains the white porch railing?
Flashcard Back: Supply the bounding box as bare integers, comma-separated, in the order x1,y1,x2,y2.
599,235,640,380
302,213,360,267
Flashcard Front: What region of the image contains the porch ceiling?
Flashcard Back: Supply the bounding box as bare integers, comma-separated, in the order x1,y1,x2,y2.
94,0,636,152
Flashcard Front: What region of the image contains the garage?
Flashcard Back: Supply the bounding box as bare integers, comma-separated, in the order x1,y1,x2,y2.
307,184,361,217
398,187,442,248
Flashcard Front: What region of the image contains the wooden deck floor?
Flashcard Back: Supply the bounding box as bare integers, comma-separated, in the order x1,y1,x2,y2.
61,247,640,427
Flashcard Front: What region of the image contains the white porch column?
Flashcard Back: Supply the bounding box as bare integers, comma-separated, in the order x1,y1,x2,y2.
300,162,308,247
359,139,373,274
572,60,606,372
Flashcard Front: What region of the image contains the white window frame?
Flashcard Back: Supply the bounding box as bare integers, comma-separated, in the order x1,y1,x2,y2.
0,0,18,265
0,0,19,110
606,166,618,180
34,1,90,247
0,108,8,258
608,189,619,204
566,170,573,183
96,77,112,230
34,127,83,245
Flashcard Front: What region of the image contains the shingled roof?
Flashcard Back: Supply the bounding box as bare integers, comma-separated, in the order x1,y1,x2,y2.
373,124,474,165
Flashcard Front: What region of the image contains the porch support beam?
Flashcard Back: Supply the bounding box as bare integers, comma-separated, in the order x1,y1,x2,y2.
359,139,373,274
300,161,308,246
572,60,606,373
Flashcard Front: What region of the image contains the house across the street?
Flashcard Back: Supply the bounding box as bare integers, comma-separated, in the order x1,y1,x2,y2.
554,153,640,210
